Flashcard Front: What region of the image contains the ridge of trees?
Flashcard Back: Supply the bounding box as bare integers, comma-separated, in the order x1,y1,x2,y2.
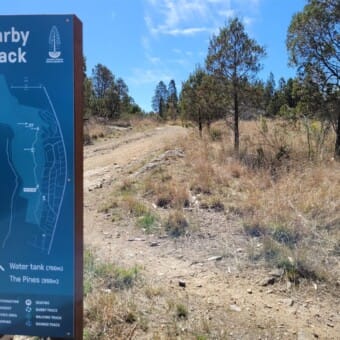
83,61,143,120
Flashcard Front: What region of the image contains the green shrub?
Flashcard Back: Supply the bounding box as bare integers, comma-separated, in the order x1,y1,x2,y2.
114,266,139,290
83,248,139,293
176,304,188,319
83,249,96,295
138,212,157,233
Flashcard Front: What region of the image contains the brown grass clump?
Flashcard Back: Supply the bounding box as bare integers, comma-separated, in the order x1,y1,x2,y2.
155,180,190,209
183,133,216,194
84,249,143,338
163,210,189,237
129,116,161,132
242,163,339,280
245,164,339,228
144,168,190,209
85,289,144,339
121,195,149,217
83,248,219,339
240,118,335,164
84,118,112,144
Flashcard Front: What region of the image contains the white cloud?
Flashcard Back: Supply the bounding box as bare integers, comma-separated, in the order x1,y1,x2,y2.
147,0,158,5
140,0,261,74
141,36,151,51
128,68,172,85
144,15,158,35
172,48,182,54
147,55,161,64
163,27,210,36
169,58,188,66
218,9,236,19
144,0,261,37
243,16,254,26
207,0,228,3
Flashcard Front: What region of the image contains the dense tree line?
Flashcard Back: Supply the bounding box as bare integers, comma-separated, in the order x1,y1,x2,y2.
83,61,143,119
150,0,338,158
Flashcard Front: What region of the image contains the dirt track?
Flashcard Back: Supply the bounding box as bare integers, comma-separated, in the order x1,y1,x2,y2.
84,125,186,191
83,124,340,339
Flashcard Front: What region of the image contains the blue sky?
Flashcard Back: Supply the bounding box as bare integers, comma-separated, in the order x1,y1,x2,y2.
1,0,307,112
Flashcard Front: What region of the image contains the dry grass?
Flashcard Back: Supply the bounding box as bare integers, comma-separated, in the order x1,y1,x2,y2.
84,248,144,339
83,248,223,340
240,118,335,163
180,118,339,282
84,116,161,145
95,117,339,282
83,118,339,339
84,118,112,144
144,171,190,209
244,164,340,228
121,195,149,217
85,290,142,339
242,163,340,280
163,210,189,237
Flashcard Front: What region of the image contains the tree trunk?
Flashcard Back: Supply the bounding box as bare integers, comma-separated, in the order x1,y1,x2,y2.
335,110,340,160
207,120,211,133
234,88,239,156
198,108,203,138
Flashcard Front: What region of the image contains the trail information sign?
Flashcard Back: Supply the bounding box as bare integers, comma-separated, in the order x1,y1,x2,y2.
0,15,83,338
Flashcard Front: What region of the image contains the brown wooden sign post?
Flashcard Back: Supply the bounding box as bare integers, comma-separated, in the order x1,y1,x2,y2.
73,15,84,340
0,15,83,339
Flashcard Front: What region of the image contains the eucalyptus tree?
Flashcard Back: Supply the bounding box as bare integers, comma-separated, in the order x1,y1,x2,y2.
91,63,115,117
92,63,114,99
91,64,137,119
180,66,226,136
287,0,340,158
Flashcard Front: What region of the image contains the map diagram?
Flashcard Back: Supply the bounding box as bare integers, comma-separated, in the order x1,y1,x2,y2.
0,75,68,255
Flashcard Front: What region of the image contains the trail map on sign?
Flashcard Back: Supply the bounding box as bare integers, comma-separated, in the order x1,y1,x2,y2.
0,75,68,255
0,15,81,338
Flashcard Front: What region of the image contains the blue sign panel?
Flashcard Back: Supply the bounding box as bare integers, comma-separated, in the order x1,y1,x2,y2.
0,15,81,338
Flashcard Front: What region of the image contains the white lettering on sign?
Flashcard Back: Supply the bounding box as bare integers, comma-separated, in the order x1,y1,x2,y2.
23,187,38,193
9,263,29,270
0,27,30,63
0,27,30,46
